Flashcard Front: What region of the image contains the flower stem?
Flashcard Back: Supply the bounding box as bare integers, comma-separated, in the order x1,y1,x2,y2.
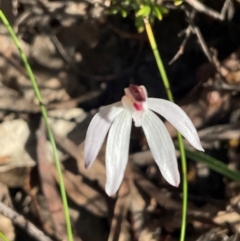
144,18,188,241
0,10,74,241
0,232,10,241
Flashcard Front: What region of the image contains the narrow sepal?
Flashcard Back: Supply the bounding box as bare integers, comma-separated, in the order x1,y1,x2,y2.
84,102,123,169
148,98,204,151
105,110,132,196
142,110,180,186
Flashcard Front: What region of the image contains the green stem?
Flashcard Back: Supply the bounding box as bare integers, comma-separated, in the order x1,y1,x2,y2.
0,232,10,241
144,18,187,241
0,10,73,241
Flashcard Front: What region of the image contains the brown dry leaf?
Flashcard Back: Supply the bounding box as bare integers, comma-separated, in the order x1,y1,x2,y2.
108,176,131,241
212,194,240,234
57,140,106,190
213,211,240,232
37,122,67,240
0,167,32,188
129,179,146,239
130,182,162,241
0,119,35,188
0,96,39,113
0,119,35,172
49,108,87,139
77,151,106,189
134,173,181,211
57,169,108,217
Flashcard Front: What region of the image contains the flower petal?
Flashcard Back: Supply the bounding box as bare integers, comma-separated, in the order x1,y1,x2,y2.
105,110,132,196
84,102,123,169
147,98,204,151
142,110,180,186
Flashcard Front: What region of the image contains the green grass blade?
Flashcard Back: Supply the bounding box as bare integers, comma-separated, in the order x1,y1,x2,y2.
0,232,10,241
0,10,73,241
185,149,240,182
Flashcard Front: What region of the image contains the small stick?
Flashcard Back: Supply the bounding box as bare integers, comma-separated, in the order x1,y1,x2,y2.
0,202,53,241
185,0,232,20
169,26,191,65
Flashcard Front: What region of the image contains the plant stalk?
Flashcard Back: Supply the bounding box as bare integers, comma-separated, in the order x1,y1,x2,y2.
0,10,73,241
144,17,188,241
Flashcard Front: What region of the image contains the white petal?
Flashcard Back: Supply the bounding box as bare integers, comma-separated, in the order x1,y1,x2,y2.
148,98,204,151
84,102,123,169
142,110,180,186
105,110,132,196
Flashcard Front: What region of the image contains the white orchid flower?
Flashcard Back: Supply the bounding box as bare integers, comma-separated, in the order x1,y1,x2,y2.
84,85,204,196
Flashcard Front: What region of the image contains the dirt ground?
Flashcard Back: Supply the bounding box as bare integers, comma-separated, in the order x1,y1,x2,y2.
1,0,240,241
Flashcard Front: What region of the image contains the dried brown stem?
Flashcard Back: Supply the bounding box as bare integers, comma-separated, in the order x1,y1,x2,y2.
0,202,53,241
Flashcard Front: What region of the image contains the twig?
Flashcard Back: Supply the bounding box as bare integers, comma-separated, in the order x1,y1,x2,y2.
179,9,227,85
198,123,240,140
169,26,191,64
185,0,232,20
169,9,213,64
183,9,213,63
0,90,102,114
107,177,130,241
49,34,74,65
191,24,212,62
203,80,240,91
0,202,53,241
188,17,228,85
170,1,232,65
